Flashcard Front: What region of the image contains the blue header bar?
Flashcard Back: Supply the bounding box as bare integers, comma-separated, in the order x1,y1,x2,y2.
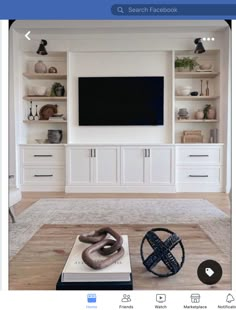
1,1,236,19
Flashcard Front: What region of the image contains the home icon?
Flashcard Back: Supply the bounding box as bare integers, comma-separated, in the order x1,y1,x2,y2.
191,294,201,303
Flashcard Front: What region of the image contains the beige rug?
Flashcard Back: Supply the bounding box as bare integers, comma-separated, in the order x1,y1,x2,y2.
9,198,231,259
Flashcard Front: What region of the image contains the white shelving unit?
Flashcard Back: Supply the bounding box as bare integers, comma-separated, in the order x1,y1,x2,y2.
176,120,218,123
23,120,67,124
23,96,67,101
175,72,219,79
23,73,67,80
175,96,219,101
174,50,220,144
21,52,67,144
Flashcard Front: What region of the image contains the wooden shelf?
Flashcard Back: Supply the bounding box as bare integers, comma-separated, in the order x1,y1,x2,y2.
175,96,220,101
23,120,67,123
23,96,67,101
23,73,67,80
175,72,219,79
176,119,218,123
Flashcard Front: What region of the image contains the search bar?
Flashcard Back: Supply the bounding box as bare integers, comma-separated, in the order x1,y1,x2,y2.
111,4,236,16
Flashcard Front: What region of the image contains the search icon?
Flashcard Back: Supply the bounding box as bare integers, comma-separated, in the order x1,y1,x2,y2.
117,6,124,14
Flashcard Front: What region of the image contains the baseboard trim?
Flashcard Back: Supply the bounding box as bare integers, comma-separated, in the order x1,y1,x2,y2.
21,185,65,192
176,184,223,192
65,185,176,193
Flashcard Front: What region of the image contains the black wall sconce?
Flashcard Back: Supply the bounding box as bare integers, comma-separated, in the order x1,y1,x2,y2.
37,39,48,55
194,38,205,54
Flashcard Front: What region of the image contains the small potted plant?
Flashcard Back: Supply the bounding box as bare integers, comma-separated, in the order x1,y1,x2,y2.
50,82,65,97
203,104,216,119
175,57,199,72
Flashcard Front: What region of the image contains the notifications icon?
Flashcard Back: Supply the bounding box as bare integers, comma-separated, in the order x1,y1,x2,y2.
226,294,235,303
205,267,214,277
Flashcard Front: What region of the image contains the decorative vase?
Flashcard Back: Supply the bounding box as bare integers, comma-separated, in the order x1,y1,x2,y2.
55,86,65,96
47,130,63,144
34,60,47,73
48,66,57,73
195,110,204,120
178,67,190,72
207,107,216,119
178,108,189,120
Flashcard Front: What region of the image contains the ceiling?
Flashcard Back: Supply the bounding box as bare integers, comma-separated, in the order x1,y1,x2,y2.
11,20,229,35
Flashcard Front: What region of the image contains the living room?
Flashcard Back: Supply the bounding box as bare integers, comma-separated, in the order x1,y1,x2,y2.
9,20,231,290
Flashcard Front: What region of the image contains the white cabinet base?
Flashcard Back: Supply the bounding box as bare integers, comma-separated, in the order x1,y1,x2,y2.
19,144,224,193
176,184,223,192
21,185,65,192
65,185,176,193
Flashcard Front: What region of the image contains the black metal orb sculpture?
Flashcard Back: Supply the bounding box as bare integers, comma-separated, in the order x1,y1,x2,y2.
140,228,185,277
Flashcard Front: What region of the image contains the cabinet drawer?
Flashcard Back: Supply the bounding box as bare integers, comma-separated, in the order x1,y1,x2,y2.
21,147,64,165
176,147,222,165
22,167,64,185
177,167,221,184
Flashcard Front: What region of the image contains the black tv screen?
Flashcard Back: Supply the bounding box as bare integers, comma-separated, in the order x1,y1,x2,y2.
78,77,164,126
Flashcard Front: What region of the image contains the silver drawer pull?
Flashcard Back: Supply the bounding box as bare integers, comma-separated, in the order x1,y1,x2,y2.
34,174,53,177
34,155,53,157
189,175,209,178
189,155,209,157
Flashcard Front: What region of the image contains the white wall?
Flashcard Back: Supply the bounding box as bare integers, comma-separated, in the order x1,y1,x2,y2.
68,51,172,144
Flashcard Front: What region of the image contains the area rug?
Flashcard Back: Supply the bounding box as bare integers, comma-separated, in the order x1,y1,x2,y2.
9,198,231,259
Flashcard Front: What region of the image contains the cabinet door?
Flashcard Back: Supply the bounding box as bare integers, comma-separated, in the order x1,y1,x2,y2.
121,147,147,185
148,147,173,185
94,147,120,185
68,147,93,185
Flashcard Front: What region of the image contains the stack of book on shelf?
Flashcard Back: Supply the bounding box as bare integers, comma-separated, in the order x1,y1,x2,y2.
181,130,204,143
48,114,65,121
56,235,133,290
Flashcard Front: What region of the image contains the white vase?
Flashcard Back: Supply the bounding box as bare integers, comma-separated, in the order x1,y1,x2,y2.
195,110,204,120
207,108,216,119
34,61,47,73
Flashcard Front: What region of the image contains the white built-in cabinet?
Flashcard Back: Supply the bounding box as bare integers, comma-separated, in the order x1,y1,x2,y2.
20,144,223,192
121,146,174,186
17,49,228,193
176,144,223,192
66,146,120,188
20,145,65,191
65,145,175,193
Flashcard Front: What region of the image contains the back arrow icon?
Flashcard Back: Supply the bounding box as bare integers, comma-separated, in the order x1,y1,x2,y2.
25,31,31,41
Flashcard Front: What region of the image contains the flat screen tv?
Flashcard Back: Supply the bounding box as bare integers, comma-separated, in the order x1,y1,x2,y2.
78,76,164,126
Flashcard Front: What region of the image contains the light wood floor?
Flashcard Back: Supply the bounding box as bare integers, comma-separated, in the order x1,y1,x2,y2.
13,192,231,216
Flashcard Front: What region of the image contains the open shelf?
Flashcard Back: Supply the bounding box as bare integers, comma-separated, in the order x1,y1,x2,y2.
175,96,220,101
23,96,67,101
23,120,67,123
23,73,67,80
175,72,219,79
176,119,218,123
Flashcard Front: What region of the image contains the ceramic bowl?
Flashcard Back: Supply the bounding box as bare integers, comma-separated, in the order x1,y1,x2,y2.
176,86,192,96
190,91,199,96
199,64,212,70
30,86,47,96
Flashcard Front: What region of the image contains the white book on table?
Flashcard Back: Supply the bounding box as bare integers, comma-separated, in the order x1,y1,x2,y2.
61,235,131,282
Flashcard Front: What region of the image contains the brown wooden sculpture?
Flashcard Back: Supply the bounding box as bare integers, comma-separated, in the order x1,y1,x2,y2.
79,227,124,270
